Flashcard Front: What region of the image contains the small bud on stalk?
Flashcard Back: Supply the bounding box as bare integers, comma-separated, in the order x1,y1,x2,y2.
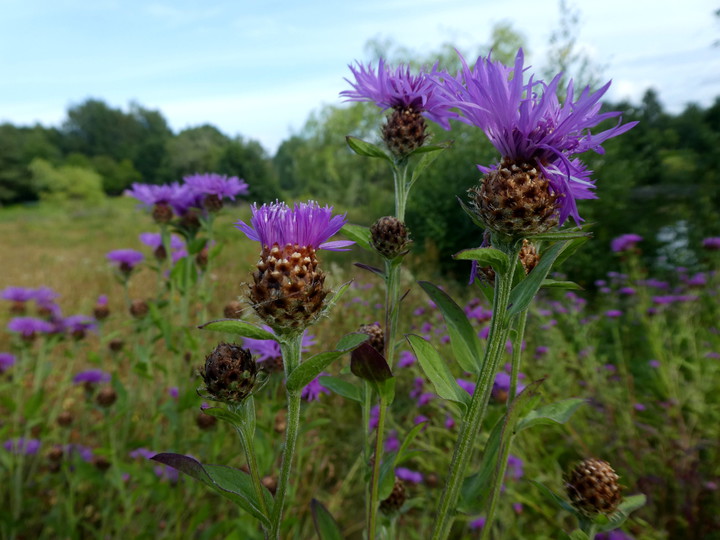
201,342,258,404
379,477,407,515
370,216,411,259
358,323,385,354
566,458,622,516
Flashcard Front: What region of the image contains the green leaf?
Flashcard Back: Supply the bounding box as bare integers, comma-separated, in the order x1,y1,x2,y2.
152,454,271,526
286,350,346,392
378,452,398,500
199,319,277,341
529,480,577,514
454,247,510,275
354,262,385,277
311,499,343,540
595,494,647,533
395,421,427,465
508,240,572,316
458,196,486,229
516,398,586,433
321,280,354,317
527,229,592,241
201,406,245,428
406,335,469,410
408,141,452,188
553,236,590,269
188,237,207,255
335,332,369,352
418,281,484,373
459,379,545,512
567,530,590,540
541,279,584,290
170,256,198,292
346,136,392,162
317,376,362,403
341,224,372,251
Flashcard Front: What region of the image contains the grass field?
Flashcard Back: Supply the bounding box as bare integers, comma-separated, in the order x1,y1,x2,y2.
1,198,718,539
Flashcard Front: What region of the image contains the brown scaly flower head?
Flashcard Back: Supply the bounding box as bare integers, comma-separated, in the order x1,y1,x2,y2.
93,295,110,321
234,201,354,335
370,216,411,260
358,322,384,355
434,49,637,239
340,59,456,160
566,458,623,517
201,342,259,404
379,477,407,516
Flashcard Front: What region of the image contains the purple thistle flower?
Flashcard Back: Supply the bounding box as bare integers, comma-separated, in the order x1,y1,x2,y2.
605,309,623,318
1,286,36,302
445,414,456,429
469,517,486,530
106,249,145,271
595,530,635,540
244,327,315,362
3,437,41,455
139,232,185,251
702,237,720,250
397,350,416,368
611,234,643,253
302,374,331,402
0,352,15,372
7,317,55,337
129,447,156,460
395,467,423,484
506,454,524,480
64,444,94,462
125,182,183,208
341,59,455,129
73,369,111,385
434,49,637,225
369,404,380,431
62,315,97,337
414,414,430,426
385,430,400,453
168,387,179,399
457,378,476,395
183,173,249,200
235,201,354,251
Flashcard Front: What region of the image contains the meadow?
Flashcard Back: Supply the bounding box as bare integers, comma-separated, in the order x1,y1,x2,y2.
1,196,718,540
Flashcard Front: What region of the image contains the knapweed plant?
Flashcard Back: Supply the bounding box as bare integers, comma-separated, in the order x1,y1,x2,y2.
153,201,369,539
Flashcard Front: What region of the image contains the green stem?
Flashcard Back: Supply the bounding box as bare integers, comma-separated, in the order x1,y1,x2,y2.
367,394,388,539
392,163,409,221
431,250,519,540
508,309,528,406
270,334,304,539
235,422,270,520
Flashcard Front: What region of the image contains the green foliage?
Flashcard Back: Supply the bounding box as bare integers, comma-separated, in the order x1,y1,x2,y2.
28,158,106,207
217,137,280,203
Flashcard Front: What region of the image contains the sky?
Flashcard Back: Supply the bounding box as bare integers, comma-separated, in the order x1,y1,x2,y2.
1,0,719,154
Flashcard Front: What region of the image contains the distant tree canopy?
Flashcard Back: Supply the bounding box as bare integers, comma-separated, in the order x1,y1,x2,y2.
1,21,718,284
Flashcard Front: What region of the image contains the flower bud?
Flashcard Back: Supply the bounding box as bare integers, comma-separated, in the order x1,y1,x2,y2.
129,300,149,319
96,386,117,407
566,458,622,516
379,477,407,515
196,411,217,430
358,323,384,355
370,216,411,259
201,342,258,404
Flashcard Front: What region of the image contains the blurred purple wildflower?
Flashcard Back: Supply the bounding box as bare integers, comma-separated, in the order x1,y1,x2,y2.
63,315,97,336
605,310,623,318
395,467,423,484
434,49,636,225
385,431,400,453
3,437,41,455
168,387,179,399
244,327,315,362
235,201,353,251
0,352,15,372
611,234,643,253
398,350,416,368
106,249,145,271
129,447,155,460
369,405,380,431
702,237,720,250
1,286,35,302
302,374,331,402
7,317,55,337
595,530,634,540
341,60,455,129
125,182,183,208
73,369,111,385
506,454,524,480
139,232,185,251
183,173,248,200
469,517,486,530
457,378,476,395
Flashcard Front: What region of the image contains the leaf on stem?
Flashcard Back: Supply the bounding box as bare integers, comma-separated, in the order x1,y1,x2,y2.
286,350,346,392
151,453,272,526
311,499,344,540
350,343,393,383
453,247,510,275
198,319,278,341
595,494,647,533
354,262,385,277
516,398,586,433
341,224,372,251
406,334,470,410
418,281,484,374
317,375,363,403
345,136,392,162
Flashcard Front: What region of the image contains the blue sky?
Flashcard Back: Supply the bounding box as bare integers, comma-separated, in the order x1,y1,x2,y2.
1,0,718,153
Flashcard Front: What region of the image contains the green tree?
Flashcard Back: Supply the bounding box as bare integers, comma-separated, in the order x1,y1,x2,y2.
217,137,280,203
165,125,229,180
28,158,106,207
